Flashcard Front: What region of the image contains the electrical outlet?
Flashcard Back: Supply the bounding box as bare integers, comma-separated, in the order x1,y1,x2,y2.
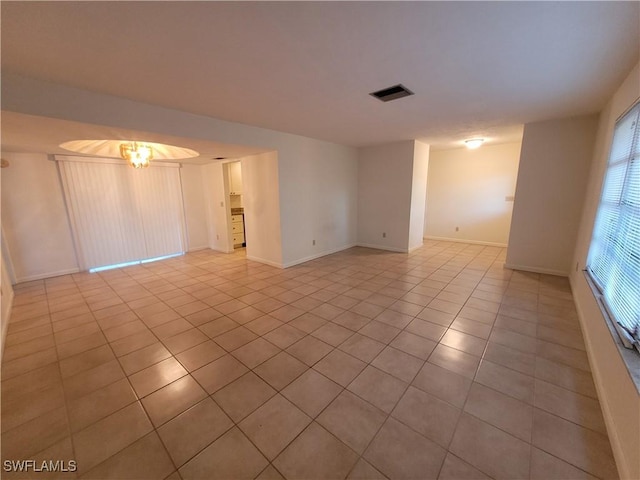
455,226,459,232
220,201,224,207
382,232,386,238
312,239,316,246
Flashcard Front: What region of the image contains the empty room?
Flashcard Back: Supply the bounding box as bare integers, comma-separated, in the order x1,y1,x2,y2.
1,2,639,479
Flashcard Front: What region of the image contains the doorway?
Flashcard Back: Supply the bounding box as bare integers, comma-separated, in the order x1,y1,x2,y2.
227,161,246,249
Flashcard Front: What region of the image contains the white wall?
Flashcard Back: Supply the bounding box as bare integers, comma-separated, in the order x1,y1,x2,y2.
506,115,599,275
2,74,358,269
278,140,358,266
180,164,210,251
425,142,521,246
357,141,415,252
1,154,212,282
1,153,79,282
570,63,639,480
408,141,430,251
202,163,232,254
242,152,283,267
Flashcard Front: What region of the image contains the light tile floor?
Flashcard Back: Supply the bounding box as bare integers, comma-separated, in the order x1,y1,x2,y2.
1,242,618,479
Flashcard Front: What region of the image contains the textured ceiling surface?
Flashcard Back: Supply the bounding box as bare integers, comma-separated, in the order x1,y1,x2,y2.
1,1,638,151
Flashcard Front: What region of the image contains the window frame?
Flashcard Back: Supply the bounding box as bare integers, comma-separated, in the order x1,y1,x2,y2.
586,100,640,354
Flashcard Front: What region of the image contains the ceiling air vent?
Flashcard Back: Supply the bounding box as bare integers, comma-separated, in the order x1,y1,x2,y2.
370,84,414,102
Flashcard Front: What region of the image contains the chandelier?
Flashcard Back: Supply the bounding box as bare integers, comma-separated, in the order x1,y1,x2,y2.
59,139,199,167
120,142,153,168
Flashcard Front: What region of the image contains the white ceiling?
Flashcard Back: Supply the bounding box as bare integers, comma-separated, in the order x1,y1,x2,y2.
1,1,638,151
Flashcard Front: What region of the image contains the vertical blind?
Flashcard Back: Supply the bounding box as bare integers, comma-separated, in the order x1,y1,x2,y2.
588,101,640,351
57,156,186,271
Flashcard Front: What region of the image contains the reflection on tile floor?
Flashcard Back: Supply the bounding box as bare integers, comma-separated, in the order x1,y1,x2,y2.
1,242,618,479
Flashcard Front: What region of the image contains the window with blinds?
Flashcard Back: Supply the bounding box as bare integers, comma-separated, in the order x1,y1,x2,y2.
587,100,640,352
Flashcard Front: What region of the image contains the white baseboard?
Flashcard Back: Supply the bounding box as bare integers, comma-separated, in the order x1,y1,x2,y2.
356,243,408,253
503,262,568,277
209,246,234,254
408,243,424,253
423,235,507,248
15,267,81,284
569,275,631,480
187,245,210,252
246,255,283,268
281,243,357,269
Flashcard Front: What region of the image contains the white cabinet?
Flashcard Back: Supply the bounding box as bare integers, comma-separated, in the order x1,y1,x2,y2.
228,162,243,195
232,214,245,247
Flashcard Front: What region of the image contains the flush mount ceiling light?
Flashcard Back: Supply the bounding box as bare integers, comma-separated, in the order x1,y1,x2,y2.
465,138,484,149
59,140,199,168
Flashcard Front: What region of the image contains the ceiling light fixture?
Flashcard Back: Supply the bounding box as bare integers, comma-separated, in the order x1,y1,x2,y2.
465,138,484,149
59,139,199,167
120,142,153,168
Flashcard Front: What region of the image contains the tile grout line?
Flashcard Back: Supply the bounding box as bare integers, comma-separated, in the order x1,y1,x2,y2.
2,242,615,480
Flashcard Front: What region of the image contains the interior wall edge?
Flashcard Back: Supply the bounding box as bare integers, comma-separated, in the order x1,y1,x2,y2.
0,288,13,362
1,240,16,360
1,227,17,285
407,243,424,253
0,264,14,361
502,263,568,278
